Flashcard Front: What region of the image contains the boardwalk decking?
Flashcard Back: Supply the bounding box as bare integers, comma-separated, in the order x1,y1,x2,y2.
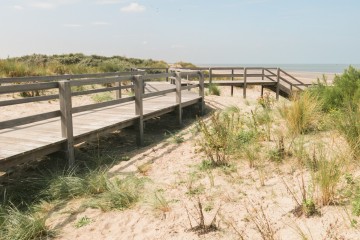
0,67,309,171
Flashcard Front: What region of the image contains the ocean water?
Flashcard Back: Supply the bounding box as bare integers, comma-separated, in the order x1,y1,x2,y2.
197,64,360,74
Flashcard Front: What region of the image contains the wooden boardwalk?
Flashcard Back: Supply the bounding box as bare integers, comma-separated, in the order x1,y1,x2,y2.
0,67,309,171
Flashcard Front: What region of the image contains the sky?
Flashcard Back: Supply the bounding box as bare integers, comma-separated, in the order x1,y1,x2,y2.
0,0,359,64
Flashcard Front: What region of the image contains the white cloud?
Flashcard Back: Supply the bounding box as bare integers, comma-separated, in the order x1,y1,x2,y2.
95,0,124,4
142,41,148,45
29,0,81,10
31,2,56,9
121,3,145,13
63,24,82,28
12,5,25,10
92,21,110,25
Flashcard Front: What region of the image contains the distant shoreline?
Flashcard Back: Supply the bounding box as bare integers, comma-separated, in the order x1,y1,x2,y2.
196,64,360,74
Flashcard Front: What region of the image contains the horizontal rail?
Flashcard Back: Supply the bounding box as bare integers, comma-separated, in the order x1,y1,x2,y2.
142,72,175,80
143,88,175,98
0,110,61,130
72,85,132,97
0,94,59,106
0,82,59,94
0,71,143,84
179,71,201,77
72,96,135,114
279,69,303,85
181,84,200,91
70,76,133,87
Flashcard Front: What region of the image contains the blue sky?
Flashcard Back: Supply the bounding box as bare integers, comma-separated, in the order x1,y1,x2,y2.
0,0,359,64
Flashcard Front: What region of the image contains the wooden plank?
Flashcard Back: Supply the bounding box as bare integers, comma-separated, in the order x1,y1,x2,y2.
181,84,199,91
0,94,59,107
143,88,175,98
175,72,182,125
59,80,75,166
70,76,133,87
0,111,61,130
72,85,132,97
0,82,58,94
134,75,144,146
142,72,175,80
0,71,142,84
72,96,135,114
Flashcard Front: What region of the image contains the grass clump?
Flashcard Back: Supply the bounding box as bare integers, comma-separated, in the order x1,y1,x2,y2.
87,176,146,211
196,108,243,166
0,206,55,240
281,91,323,135
207,83,221,96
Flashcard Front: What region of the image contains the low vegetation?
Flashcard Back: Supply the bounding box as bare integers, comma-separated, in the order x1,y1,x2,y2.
1,65,360,239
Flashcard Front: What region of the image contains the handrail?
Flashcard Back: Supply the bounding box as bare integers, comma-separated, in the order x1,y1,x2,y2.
0,71,144,84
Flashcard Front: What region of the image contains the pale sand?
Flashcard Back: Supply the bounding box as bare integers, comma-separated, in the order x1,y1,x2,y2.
2,73,358,239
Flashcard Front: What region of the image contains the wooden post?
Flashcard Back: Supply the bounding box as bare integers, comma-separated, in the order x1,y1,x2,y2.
166,68,169,82
198,71,205,115
134,75,144,146
261,68,265,97
209,68,213,84
243,68,247,98
276,68,280,100
115,81,121,99
175,72,182,125
59,80,75,167
231,69,234,96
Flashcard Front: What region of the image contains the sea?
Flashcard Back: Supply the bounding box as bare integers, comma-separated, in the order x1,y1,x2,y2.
197,64,360,74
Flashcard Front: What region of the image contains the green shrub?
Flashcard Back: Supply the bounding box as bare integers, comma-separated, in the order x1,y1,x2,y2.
207,83,221,96
0,206,54,240
281,91,323,135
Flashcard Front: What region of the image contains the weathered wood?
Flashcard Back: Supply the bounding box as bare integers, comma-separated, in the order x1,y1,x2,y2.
0,94,59,107
181,84,199,91
0,71,142,84
175,72,182,125
72,96,135,114
70,76,133,87
0,82,58,94
142,72,175,80
243,68,247,99
59,80,75,167
0,111,61,130
276,68,280,100
143,88,175,98
72,85,132,97
198,71,205,115
209,68,213,84
115,81,122,99
231,69,234,96
133,75,144,146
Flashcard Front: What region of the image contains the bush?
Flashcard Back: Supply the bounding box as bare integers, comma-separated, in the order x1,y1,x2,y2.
281,91,323,135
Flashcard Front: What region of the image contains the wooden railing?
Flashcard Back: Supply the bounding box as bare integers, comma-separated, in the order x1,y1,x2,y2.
0,70,204,166
176,66,311,99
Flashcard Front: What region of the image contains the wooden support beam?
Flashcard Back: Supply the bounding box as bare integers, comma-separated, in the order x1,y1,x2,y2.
166,68,169,82
231,69,234,96
276,68,280,100
133,75,144,146
175,72,182,125
115,81,122,99
209,68,213,84
59,80,75,167
198,71,205,115
243,68,247,98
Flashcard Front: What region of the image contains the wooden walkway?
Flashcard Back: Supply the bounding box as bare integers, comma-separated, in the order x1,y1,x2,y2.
0,67,309,172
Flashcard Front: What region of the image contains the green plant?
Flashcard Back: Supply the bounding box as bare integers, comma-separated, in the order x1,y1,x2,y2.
207,83,221,96
75,216,92,228
196,110,242,166
257,92,275,109
312,156,342,206
281,91,323,135
0,205,55,240
165,130,185,144
150,190,171,213
87,176,146,211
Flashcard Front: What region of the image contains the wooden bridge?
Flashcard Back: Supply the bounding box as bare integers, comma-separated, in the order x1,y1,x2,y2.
0,67,310,172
